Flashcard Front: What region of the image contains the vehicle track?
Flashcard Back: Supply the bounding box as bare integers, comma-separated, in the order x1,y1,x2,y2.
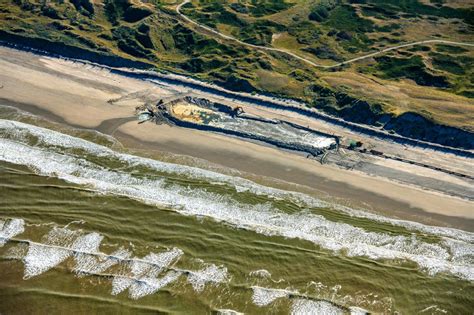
177,0,474,69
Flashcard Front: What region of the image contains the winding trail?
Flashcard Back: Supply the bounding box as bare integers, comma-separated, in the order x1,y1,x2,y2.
176,0,474,69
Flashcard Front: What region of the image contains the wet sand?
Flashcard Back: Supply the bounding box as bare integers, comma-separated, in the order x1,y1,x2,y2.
0,46,473,230
115,122,474,229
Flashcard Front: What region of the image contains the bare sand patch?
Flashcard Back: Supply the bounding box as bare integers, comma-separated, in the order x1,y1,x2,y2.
171,102,214,123
0,49,174,128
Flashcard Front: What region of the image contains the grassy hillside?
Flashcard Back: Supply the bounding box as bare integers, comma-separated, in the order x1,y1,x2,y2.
0,0,473,132
182,0,473,95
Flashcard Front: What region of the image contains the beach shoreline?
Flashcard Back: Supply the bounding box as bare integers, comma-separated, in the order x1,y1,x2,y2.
1,46,472,231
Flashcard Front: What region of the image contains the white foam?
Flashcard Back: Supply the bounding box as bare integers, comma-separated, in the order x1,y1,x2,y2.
442,238,474,265
128,248,183,299
251,286,363,313
5,221,227,299
251,286,291,306
349,306,369,315
0,119,112,157
0,218,25,246
23,227,77,279
249,269,272,278
111,248,183,298
2,138,473,280
216,309,244,315
72,233,131,276
419,305,447,314
291,299,343,315
187,264,228,292
1,120,474,281
0,119,251,184
110,275,134,296
129,270,181,299
1,119,472,244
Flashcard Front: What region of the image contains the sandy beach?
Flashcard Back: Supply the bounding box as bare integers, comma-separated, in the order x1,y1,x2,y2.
1,46,472,230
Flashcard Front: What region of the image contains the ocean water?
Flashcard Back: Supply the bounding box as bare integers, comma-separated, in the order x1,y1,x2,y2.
0,112,473,314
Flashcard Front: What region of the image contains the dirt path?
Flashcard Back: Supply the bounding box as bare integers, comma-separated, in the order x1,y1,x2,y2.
176,0,474,69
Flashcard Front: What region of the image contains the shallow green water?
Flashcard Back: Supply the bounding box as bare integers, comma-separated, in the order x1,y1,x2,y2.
0,110,473,314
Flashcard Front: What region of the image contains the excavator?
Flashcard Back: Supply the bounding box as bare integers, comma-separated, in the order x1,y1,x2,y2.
231,106,244,117
137,104,156,124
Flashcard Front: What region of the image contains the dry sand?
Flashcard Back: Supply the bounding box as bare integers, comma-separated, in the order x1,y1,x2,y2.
0,51,174,128
0,46,472,230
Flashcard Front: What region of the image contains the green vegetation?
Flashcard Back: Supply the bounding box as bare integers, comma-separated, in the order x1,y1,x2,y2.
303,45,342,61
324,5,375,33
407,45,431,52
229,0,293,17
361,47,473,98
104,0,153,25
353,0,474,25
182,0,379,54
181,2,244,28
71,0,94,16
0,0,276,93
430,53,465,75
112,25,154,59
239,20,285,45
374,55,450,88
308,2,335,22
180,2,286,45
288,21,321,45
429,52,474,97
435,44,469,54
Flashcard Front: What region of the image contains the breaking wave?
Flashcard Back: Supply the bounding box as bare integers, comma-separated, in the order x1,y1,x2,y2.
0,119,473,281
2,220,227,299
251,286,291,306
2,219,371,312
251,285,368,315
0,218,25,247
291,299,344,315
